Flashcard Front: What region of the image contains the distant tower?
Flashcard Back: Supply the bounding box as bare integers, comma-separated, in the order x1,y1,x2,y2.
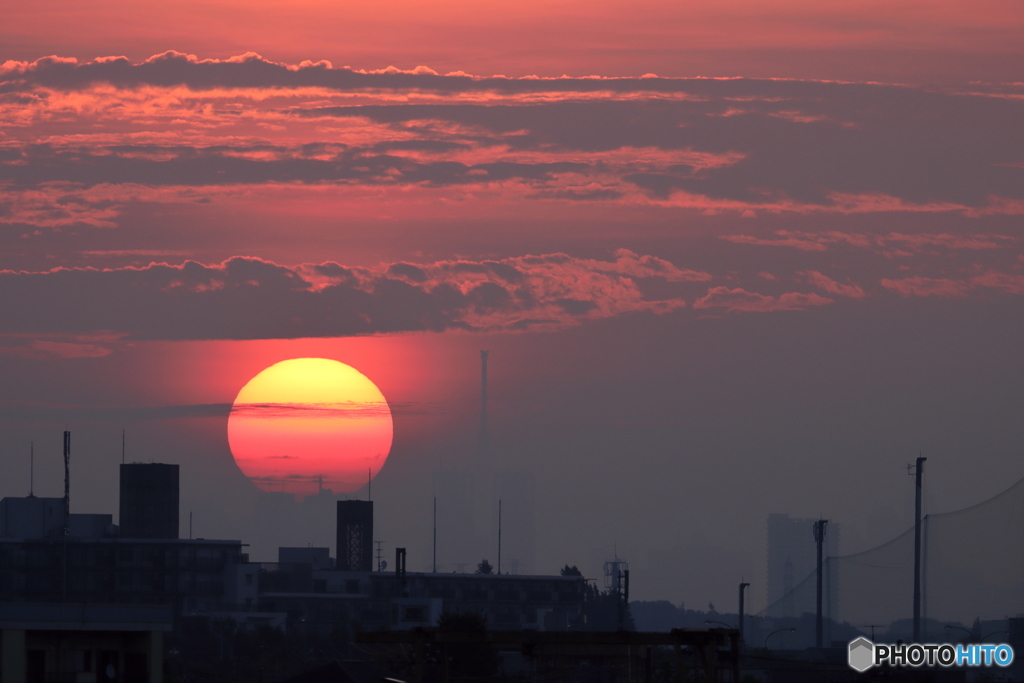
479,350,490,460
337,500,373,571
767,513,840,613
119,463,179,539
604,556,628,594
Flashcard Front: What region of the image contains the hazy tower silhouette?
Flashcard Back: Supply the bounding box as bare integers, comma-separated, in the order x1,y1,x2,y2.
337,500,373,571
479,350,490,460
767,513,839,607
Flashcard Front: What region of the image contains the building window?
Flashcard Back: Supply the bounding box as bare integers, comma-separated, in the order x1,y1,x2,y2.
403,606,427,622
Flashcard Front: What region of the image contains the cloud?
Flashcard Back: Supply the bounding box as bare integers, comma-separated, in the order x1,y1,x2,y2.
3,53,1024,218
692,287,833,313
0,402,232,423
802,271,866,298
722,231,1016,255
0,250,702,341
971,271,1024,295
29,340,113,358
879,277,972,298
230,402,394,419
0,332,126,359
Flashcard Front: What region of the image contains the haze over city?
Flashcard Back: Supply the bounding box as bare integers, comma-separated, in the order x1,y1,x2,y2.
2,0,1023,620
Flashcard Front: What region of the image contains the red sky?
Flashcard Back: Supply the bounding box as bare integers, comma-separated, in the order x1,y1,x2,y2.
5,0,1024,82
1,0,1023,611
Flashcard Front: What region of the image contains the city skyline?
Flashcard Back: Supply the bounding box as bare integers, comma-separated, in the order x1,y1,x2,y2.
2,0,1023,615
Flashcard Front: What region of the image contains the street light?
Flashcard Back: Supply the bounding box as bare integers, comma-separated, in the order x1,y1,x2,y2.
765,628,796,649
945,625,973,642
982,631,1010,642
705,620,733,630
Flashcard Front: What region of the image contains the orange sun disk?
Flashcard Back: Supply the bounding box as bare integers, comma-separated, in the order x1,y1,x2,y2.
227,358,393,496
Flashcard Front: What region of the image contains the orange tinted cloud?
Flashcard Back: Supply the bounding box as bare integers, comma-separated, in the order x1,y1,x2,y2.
693,287,833,313
880,277,972,298
4,56,1024,224
0,251,704,340
722,231,1017,255
3,0,1022,84
802,271,866,299
971,271,1024,295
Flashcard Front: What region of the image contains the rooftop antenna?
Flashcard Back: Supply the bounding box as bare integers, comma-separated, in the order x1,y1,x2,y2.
478,350,490,460
29,441,34,497
497,498,502,575
433,496,437,573
121,429,125,465
368,468,371,502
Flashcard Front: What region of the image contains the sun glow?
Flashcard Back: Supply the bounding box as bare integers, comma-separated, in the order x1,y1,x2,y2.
227,358,393,496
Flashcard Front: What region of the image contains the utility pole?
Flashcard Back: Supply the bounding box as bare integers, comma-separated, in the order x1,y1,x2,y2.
432,497,437,573
63,431,70,602
912,456,926,642
738,582,750,647
813,519,827,648
63,431,70,536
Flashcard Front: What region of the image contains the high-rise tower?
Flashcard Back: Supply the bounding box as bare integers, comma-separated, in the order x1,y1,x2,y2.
119,463,179,539
337,500,373,571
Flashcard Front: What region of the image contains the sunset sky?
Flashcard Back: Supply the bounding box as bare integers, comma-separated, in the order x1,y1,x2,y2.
2,0,1023,610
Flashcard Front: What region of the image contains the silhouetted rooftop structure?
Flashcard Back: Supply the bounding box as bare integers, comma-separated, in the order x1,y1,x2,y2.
120,463,179,539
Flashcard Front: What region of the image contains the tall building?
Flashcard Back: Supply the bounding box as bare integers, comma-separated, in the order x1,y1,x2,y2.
766,513,840,608
336,501,373,572
119,464,179,539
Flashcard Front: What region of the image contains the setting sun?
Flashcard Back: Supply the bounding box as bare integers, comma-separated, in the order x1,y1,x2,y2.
227,358,393,496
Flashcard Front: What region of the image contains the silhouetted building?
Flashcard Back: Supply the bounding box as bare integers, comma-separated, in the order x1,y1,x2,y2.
336,501,373,572
279,547,331,571
0,497,64,538
0,536,246,613
1,496,117,539
120,464,179,539
256,569,586,635
0,603,171,683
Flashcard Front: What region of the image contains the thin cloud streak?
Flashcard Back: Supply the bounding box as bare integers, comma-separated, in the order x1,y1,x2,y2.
230,401,394,419
0,251,704,341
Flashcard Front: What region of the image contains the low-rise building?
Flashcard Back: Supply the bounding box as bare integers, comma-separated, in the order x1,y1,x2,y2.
0,602,171,683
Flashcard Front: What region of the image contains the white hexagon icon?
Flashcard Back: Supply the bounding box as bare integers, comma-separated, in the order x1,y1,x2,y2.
848,637,874,672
